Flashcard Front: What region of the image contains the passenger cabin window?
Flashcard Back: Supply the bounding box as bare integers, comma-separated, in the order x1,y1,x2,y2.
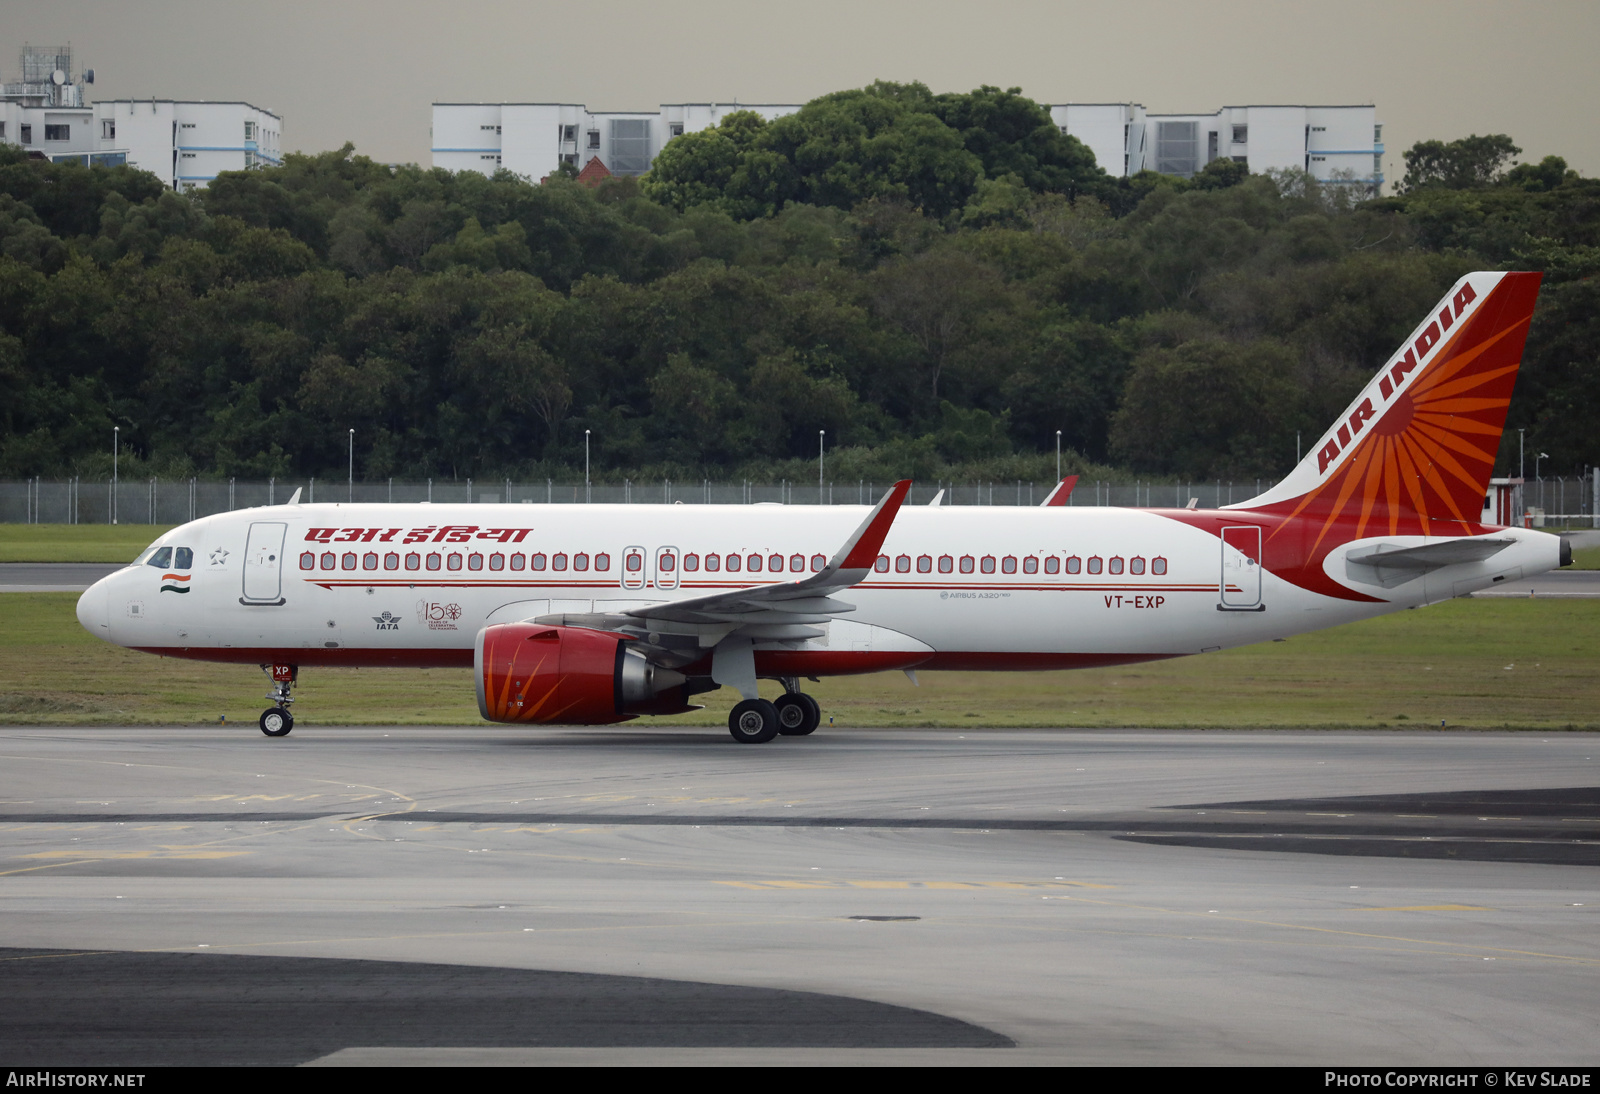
1065,556,1081,574
510,553,526,571
1152,557,1168,576
1001,556,1017,574
574,552,590,571
595,553,611,571
874,556,889,572
385,553,400,570
917,555,932,573
531,553,547,570
299,552,314,570
746,554,761,572
1022,557,1038,574
980,556,996,574
426,553,442,570
321,552,336,570
704,554,720,572
405,553,421,570
959,556,975,574
468,553,484,571
895,555,911,573
488,553,504,570
552,553,568,571
683,553,700,572
1043,557,1059,574
1087,556,1103,574
938,555,953,573
1130,556,1145,575
1108,557,1124,575
725,554,740,572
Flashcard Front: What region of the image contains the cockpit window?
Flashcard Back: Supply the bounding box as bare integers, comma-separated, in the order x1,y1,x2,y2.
146,547,173,569
173,547,193,570
132,547,158,566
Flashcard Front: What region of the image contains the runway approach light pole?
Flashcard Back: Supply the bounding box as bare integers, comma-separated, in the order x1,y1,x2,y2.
112,425,119,525
585,430,591,503
1056,431,1062,482
348,429,354,503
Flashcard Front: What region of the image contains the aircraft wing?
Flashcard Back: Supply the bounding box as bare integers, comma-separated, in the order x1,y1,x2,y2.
532,480,912,654
1039,476,1078,506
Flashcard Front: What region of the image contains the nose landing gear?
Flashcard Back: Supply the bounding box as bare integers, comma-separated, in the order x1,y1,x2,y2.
259,664,297,737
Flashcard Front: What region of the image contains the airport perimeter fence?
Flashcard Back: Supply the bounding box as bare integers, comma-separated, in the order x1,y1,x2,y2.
3,474,1596,527
0,476,1313,525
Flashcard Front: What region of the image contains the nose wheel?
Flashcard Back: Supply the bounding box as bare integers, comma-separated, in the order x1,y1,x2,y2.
258,664,298,738
260,707,293,736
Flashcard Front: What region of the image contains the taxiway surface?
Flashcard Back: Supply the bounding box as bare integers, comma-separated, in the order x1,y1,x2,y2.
0,727,1595,1066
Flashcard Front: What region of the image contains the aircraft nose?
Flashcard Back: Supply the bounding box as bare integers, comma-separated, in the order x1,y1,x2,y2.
76,577,110,637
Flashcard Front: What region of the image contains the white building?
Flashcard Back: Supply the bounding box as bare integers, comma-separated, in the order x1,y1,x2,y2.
432,102,801,180
0,45,282,190
1051,103,1384,190
0,45,129,169
94,100,282,190
436,98,1383,193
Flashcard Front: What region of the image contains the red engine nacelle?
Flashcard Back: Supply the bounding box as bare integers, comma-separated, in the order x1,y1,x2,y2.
474,623,691,725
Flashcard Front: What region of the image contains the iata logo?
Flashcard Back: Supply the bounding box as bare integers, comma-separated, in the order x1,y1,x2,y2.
372,611,402,631
416,600,463,631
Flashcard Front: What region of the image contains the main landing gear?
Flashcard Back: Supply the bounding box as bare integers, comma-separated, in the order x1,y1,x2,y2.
259,664,297,737
727,679,822,744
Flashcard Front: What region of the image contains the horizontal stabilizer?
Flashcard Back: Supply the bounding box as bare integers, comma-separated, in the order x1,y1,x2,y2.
1345,537,1515,588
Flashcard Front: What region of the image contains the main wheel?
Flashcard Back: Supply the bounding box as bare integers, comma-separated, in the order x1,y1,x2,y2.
259,707,294,737
728,698,779,744
775,692,821,736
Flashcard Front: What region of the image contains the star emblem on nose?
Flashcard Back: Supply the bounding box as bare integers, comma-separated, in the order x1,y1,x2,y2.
209,547,229,565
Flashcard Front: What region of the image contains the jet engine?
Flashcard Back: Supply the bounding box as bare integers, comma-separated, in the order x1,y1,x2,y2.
474,623,693,724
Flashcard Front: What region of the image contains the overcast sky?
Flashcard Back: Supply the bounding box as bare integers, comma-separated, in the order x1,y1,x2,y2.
12,0,1598,186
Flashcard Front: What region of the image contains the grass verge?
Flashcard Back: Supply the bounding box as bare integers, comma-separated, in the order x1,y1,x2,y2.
0,525,176,563
2,593,1595,729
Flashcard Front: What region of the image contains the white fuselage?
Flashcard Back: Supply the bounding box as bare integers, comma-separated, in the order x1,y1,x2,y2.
76,502,1561,674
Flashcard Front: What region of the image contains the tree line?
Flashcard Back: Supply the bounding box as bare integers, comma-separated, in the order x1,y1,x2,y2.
1,81,1595,486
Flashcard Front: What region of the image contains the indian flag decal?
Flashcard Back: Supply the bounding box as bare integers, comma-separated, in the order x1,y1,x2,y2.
159,573,191,594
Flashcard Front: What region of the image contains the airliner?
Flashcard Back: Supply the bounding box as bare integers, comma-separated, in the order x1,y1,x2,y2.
76,271,1566,742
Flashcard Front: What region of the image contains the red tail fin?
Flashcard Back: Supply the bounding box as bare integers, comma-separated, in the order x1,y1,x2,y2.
1251,272,1540,542
1165,272,1543,602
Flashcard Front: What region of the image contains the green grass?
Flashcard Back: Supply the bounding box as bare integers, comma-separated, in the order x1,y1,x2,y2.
1570,545,1600,570
2,592,1596,729
0,524,176,563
